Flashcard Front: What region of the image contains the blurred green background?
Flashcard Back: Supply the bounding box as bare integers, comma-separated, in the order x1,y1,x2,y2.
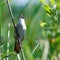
0,0,60,60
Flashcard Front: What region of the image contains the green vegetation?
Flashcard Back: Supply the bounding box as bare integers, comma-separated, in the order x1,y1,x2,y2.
0,0,60,60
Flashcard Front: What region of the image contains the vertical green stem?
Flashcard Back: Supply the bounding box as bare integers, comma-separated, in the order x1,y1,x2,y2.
21,48,25,60
17,54,21,60
7,23,10,60
0,1,2,60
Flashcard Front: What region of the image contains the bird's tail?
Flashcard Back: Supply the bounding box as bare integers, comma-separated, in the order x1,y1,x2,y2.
14,40,21,54
14,31,21,54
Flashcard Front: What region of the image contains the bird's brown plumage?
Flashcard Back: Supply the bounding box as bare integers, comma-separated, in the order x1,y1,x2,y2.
14,32,21,54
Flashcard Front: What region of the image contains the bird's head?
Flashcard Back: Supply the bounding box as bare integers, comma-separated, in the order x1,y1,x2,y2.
20,14,24,18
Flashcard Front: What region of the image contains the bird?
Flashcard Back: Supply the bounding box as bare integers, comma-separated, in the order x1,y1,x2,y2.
14,14,26,53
